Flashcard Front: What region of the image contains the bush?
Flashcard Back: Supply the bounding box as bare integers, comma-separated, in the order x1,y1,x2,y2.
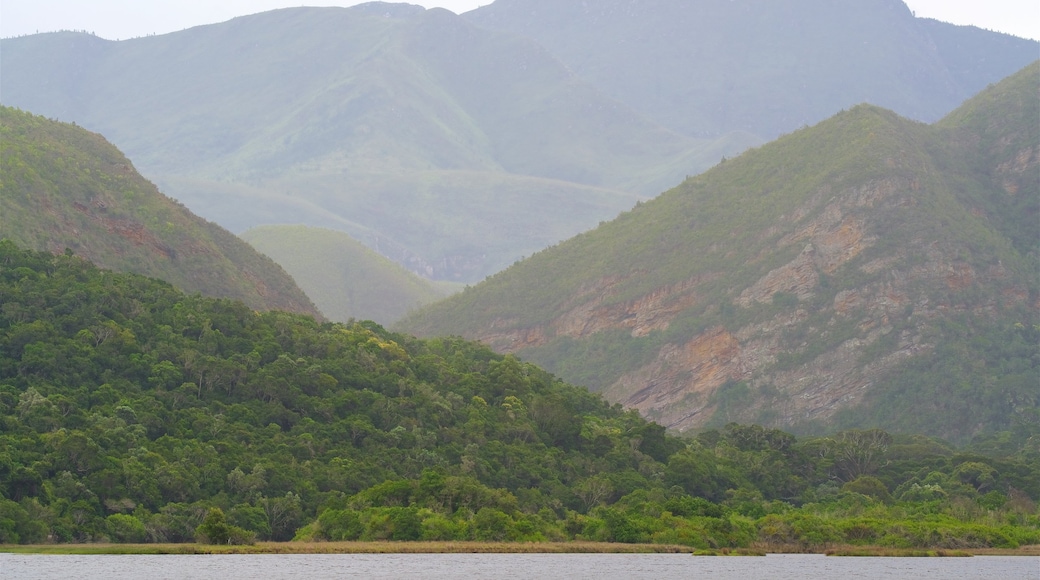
0,499,49,544
420,513,466,541
598,507,648,544
195,508,255,545
842,476,892,503
316,508,363,541
105,514,146,543
472,507,514,541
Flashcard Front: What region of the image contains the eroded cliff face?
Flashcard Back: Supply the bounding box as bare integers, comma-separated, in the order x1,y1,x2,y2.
482,175,1035,432
479,273,712,351
604,179,912,430
997,145,1038,194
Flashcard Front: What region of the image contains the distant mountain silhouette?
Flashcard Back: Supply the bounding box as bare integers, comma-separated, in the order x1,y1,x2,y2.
468,0,1039,139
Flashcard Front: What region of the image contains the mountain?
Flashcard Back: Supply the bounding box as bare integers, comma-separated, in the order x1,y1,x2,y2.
240,225,453,325
467,0,1040,140
398,63,1040,443
0,106,322,318
0,5,752,282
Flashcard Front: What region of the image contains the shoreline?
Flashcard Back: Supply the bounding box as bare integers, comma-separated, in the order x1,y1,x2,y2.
2,542,1039,556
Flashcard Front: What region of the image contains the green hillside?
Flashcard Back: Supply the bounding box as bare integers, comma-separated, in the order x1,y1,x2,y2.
0,106,321,318
0,6,751,282
933,58,1040,258
468,0,1039,139
2,242,1037,548
399,63,1040,443
241,225,451,325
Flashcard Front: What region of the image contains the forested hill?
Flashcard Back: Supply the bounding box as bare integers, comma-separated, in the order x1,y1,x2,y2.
1,242,1038,548
0,107,321,318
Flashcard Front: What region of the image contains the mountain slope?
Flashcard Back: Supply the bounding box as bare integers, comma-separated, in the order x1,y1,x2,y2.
467,0,1039,140
240,225,452,325
0,106,322,318
399,63,1040,442
0,6,751,282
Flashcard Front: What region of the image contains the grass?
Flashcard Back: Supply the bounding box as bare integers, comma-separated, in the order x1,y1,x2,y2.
692,548,767,556
761,543,1040,557
824,548,973,557
6,542,1038,556
0,541,694,555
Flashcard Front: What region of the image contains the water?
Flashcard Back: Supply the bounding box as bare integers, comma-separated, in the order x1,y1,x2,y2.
1,553,1037,580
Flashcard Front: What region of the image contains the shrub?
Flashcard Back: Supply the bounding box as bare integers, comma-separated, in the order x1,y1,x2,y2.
195,507,255,545
317,508,363,541
105,514,146,543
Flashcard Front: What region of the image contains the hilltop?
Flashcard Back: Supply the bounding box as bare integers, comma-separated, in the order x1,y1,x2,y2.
0,106,321,317
240,225,452,325
399,63,1040,442
468,0,1039,140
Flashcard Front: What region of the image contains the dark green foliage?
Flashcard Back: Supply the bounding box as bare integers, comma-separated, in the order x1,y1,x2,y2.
0,242,1036,548
315,509,363,541
195,507,254,545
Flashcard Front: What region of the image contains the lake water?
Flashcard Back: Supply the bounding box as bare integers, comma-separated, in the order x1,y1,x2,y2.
1,553,1037,579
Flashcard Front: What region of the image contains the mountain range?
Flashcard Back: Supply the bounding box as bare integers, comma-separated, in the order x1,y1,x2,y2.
399,62,1040,443
0,5,748,282
468,0,1039,139
2,1,1035,285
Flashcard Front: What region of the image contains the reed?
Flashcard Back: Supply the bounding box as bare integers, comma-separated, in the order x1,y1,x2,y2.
824,547,973,557
0,541,693,555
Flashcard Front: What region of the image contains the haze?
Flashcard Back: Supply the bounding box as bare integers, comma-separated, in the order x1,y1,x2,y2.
1,0,1038,41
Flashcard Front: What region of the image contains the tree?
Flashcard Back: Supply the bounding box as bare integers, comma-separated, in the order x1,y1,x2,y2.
195,507,254,545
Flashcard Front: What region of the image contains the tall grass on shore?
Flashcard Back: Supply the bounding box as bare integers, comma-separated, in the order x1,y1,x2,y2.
4,542,1039,556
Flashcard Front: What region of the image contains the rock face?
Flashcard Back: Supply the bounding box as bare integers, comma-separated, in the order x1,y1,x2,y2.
400,63,1040,440
475,175,992,431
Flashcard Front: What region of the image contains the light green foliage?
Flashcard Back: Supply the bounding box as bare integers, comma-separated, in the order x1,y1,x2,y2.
241,225,449,325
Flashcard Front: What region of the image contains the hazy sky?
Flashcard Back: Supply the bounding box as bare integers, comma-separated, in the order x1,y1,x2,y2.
1,1,1038,41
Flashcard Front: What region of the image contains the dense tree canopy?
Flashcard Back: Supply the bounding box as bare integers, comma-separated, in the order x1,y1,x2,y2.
0,241,1037,548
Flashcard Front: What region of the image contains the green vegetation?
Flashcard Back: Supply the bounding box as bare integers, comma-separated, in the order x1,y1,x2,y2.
1,242,1037,550
0,541,695,554
934,58,1040,259
241,225,451,325
0,106,320,318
